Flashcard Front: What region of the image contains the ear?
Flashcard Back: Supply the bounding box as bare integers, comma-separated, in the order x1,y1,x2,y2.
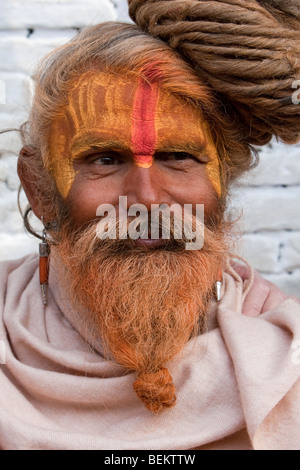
17,147,43,220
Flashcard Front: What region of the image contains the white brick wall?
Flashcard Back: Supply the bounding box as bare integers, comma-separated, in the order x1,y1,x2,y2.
231,141,300,297
1,0,116,28
0,0,299,298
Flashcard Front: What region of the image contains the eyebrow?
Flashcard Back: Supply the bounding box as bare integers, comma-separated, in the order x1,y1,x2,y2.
71,136,129,158
70,135,211,161
156,142,211,161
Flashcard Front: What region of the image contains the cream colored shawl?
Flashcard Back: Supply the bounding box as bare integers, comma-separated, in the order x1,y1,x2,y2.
0,254,299,450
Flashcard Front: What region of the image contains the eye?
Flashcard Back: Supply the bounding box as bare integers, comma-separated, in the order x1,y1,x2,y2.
88,153,124,166
156,152,199,162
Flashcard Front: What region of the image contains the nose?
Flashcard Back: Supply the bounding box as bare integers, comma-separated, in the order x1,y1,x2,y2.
121,165,169,211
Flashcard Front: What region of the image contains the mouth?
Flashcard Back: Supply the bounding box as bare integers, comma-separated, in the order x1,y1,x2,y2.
132,237,168,248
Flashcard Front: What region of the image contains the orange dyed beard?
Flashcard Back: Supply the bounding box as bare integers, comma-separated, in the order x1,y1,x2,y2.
48,71,222,198
53,210,229,414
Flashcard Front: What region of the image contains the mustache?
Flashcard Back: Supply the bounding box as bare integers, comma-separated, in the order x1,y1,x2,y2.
62,208,226,257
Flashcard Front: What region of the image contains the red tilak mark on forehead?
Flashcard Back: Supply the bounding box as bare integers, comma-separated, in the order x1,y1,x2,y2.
131,77,159,167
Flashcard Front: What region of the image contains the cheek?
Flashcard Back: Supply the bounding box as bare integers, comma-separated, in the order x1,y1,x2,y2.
174,174,219,215
65,174,121,227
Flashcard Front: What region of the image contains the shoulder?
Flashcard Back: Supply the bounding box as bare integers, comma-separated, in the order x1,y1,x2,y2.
229,257,299,317
0,254,38,278
0,255,39,305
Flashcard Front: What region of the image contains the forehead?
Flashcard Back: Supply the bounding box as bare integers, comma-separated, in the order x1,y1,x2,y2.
49,70,221,198
52,70,208,153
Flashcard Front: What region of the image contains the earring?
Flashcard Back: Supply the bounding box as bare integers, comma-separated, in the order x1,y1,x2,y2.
39,217,51,306
214,266,223,302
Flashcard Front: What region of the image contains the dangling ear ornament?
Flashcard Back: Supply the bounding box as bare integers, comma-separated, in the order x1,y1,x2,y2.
214,266,223,302
39,217,51,306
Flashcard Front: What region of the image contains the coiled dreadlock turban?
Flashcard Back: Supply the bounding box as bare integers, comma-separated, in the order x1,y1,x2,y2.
128,0,300,146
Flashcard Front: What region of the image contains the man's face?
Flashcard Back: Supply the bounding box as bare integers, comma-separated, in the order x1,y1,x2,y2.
48,70,228,413
49,70,221,229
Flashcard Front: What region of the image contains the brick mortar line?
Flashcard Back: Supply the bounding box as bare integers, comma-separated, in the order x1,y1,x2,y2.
0,28,81,34
235,184,300,189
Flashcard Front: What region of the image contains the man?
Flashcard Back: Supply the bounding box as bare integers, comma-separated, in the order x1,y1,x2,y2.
0,0,300,450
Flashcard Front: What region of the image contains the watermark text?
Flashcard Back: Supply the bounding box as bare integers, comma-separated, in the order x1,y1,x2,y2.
96,197,205,251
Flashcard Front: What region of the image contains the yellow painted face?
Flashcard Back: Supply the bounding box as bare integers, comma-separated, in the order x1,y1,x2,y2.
48,71,221,198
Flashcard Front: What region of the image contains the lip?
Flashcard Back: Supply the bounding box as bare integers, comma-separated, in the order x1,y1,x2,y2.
133,238,167,248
